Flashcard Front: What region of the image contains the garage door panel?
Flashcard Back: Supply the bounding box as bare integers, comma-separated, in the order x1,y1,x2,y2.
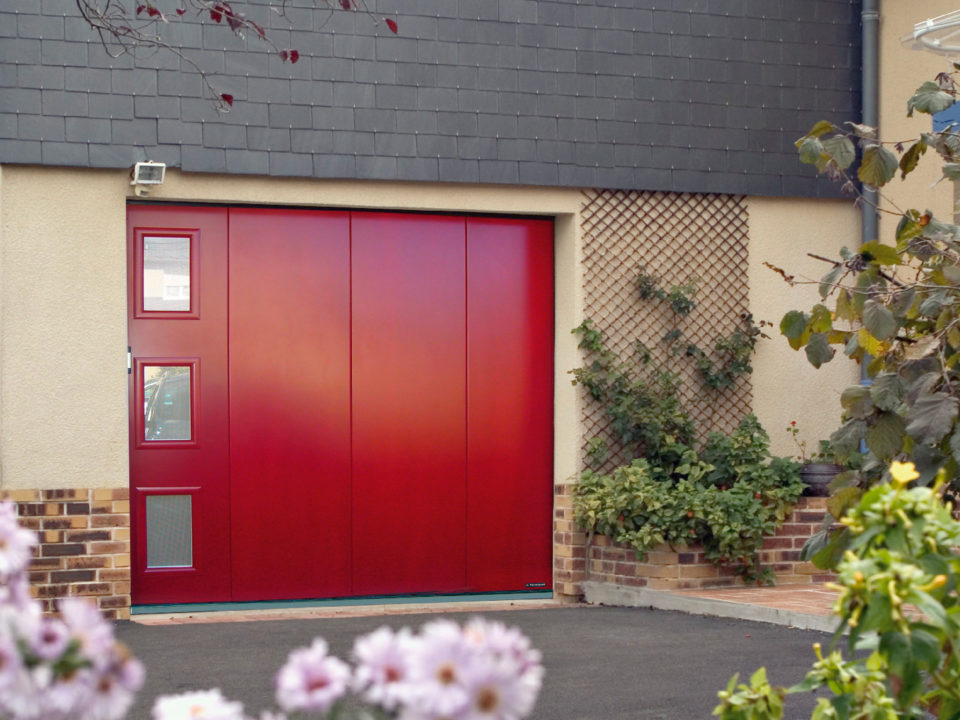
228,208,352,601
466,217,554,591
351,213,468,596
128,205,231,604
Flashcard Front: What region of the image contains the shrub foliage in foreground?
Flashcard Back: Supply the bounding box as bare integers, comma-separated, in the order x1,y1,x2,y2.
715,462,960,719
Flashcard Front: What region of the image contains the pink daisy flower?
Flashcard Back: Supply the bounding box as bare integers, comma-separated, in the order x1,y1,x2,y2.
275,638,350,713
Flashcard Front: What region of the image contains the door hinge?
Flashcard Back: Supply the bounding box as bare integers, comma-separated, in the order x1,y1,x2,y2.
127,347,132,375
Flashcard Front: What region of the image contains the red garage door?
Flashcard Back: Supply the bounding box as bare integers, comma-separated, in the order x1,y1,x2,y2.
127,205,554,605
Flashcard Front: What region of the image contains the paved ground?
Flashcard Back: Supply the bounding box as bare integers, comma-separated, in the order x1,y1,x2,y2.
117,604,833,719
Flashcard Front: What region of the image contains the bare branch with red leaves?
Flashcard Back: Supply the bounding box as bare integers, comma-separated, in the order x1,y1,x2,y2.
75,0,398,111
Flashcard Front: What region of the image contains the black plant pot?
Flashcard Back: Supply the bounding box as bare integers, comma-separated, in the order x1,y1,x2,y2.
800,463,843,497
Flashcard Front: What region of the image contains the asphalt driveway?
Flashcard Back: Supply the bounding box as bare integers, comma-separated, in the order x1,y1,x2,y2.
117,605,833,719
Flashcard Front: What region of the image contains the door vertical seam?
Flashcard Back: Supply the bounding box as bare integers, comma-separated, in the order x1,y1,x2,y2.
225,208,234,602
348,212,354,596
463,217,469,590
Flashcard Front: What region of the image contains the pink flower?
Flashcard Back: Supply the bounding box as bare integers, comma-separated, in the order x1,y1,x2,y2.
404,620,475,719
30,617,70,661
0,502,37,580
352,626,415,710
460,656,541,720
152,689,245,720
59,597,115,669
463,618,542,674
81,642,145,720
275,638,350,713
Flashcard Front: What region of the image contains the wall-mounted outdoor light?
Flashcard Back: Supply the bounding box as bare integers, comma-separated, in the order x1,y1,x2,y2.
130,161,167,197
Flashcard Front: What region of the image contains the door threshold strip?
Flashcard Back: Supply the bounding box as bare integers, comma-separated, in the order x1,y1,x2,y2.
131,590,554,615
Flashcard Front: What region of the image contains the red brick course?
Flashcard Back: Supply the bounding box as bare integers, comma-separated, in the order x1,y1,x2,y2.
2,489,131,620
553,490,835,598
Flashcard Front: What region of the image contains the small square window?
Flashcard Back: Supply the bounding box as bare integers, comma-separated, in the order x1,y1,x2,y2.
143,236,190,312
146,495,193,568
144,365,192,441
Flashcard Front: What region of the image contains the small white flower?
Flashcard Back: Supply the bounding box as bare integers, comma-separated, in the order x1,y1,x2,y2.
275,638,351,713
152,689,245,720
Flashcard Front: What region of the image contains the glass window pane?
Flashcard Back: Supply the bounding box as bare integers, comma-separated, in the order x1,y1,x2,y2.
144,366,191,441
146,495,193,568
144,236,190,312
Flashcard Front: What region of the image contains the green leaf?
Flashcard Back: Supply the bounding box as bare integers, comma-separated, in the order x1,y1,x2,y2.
890,287,916,316
841,385,874,419
858,145,899,187
907,81,956,116
905,392,959,445
780,310,808,340
800,120,836,140
859,240,900,266
949,426,960,462
896,210,926,243
830,419,866,454
865,411,906,459
826,486,860,520
899,140,927,178
942,264,960,285
870,373,904,411
905,589,950,630
857,327,884,356
798,136,824,165
835,289,855,321
818,266,843,300
809,304,833,333
821,135,856,170
805,333,835,368
862,299,897,340
808,527,850,569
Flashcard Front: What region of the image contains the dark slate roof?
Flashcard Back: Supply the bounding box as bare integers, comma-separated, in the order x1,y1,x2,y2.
0,0,861,197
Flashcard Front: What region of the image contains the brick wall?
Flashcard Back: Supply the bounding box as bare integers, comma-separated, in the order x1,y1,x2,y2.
3,489,131,619
553,482,587,600
554,494,834,597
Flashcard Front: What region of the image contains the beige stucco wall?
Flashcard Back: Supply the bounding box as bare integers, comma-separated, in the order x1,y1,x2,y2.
880,1,958,225
0,165,585,490
747,197,861,458
0,167,130,490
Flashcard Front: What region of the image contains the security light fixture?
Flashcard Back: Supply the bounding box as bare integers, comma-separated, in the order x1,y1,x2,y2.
130,161,166,196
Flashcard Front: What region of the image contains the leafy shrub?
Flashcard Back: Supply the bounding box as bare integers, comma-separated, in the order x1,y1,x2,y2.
714,461,960,719
574,416,803,583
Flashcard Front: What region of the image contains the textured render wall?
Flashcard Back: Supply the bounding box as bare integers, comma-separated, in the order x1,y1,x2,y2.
879,1,957,226
0,166,130,490
747,197,861,458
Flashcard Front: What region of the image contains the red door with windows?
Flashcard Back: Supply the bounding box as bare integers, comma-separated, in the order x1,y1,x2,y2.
128,205,553,605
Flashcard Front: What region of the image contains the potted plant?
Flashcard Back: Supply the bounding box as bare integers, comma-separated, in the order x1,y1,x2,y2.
786,422,843,497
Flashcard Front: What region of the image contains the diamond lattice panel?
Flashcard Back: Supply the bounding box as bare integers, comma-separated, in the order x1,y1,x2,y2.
579,189,752,469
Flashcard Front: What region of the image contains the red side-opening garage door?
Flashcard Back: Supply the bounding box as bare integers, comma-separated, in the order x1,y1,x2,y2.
127,205,554,605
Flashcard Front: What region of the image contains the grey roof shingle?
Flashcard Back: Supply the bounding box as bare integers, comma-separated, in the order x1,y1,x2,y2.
0,0,861,197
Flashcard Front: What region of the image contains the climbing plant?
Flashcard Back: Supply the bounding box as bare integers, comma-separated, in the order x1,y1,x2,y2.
572,275,802,584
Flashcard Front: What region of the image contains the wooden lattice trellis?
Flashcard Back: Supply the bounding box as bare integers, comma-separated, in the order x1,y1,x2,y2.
579,189,753,469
